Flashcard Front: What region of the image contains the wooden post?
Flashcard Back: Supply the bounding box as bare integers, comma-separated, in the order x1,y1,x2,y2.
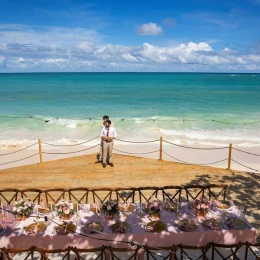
228,143,232,170
38,139,43,164
159,136,163,161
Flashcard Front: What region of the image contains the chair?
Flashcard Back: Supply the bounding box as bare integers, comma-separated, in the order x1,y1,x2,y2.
184,185,206,201
43,188,66,204
1,246,42,259
207,184,228,201
175,244,211,260
244,242,260,259
211,242,244,260
38,247,74,259
73,246,107,260
143,245,177,260
115,188,136,203
20,189,42,204
107,246,140,260
88,188,113,204
0,189,19,205
137,187,161,203
68,188,89,204
162,186,182,203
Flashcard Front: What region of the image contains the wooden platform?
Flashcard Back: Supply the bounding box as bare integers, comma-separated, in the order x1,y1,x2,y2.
0,153,259,240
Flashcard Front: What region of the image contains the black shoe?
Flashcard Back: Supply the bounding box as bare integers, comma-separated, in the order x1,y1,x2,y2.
110,163,114,167
103,164,106,168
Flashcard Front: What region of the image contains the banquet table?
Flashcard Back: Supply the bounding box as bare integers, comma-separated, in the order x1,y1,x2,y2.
0,203,257,259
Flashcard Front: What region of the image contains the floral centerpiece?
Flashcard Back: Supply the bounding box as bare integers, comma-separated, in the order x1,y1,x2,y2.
55,199,75,220
144,198,163,220
193,197,210,218
101,200,119,219
12,199,34,220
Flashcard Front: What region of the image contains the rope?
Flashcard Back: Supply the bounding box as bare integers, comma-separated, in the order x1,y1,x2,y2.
116,138,159,143
1,115,260,125
231,159,260,172
114,148,160,155
42,136,100,146
162,150,228,166
233,148,260,157
163,140,228,150
0,153,39,166
42,144,99,155
0,143,38,156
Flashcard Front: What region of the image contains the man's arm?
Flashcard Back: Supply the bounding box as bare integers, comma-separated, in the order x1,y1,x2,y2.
100,128,108,140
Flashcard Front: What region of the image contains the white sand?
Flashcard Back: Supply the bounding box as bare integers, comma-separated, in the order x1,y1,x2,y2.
0,140,260,173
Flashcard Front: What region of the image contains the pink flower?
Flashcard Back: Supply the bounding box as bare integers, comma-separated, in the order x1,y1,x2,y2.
197,205,201,209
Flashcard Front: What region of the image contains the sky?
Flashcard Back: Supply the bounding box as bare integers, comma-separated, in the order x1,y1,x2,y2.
0,0,259,72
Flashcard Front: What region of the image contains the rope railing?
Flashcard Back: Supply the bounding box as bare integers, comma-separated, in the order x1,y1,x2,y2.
0,135,259,173
231,159,260,173
116,138,159,143
0,153,39,166
42,135,100,146
42,144,100,155
1,115,260,125
233,147,260,157
114,148,160,155
0,142,38,156
163,140,228,150
162,150,228,166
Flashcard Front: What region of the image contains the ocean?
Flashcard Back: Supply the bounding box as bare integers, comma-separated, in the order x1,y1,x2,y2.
0,72,259,147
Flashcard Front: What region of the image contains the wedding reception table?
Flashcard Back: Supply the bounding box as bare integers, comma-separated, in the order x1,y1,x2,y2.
0,202,257,259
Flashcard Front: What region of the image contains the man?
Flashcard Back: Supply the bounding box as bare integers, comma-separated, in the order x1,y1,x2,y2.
97,115,109,162
100,120,117,168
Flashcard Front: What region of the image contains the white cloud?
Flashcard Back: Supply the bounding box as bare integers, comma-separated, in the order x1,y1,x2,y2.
137,23,163,35
0,24,259,72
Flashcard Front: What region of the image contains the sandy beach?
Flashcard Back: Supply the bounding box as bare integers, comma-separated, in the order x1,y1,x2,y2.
0,141,260,172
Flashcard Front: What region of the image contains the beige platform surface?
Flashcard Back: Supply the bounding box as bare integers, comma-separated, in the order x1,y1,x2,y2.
0,153,259,241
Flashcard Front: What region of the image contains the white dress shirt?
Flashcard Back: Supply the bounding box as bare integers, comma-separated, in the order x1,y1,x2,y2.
100,126,117,139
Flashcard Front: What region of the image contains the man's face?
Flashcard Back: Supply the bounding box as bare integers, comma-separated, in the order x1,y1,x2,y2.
103,118,107,124
105,122,110,127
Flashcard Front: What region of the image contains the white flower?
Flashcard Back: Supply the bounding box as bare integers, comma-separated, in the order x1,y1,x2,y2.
17,208,21,212
70,205,74,210
107,205,112,210
64,208,70,215
12,207,17,212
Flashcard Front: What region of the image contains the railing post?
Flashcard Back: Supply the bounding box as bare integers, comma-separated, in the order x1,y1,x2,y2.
228,143,232,170
159,136,163,161
38,139,43,164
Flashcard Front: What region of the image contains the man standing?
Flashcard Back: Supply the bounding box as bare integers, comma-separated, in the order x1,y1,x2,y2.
100,120,117,168
97,115,109,162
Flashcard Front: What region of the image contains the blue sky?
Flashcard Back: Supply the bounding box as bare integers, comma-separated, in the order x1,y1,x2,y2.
0,0,259,72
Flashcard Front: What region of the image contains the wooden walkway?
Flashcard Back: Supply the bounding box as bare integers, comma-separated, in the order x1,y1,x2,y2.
0,153,259,240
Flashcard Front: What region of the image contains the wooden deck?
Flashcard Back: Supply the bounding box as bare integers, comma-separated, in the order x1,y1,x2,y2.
0,153,259,240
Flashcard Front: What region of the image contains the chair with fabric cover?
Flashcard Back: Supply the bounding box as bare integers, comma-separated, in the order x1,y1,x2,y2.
115,188,136,203
67,188,89,204
38,247,74,259
175,244,212,259
72,246,107,260
211,242,244,260
107,246,141,260
207,184,228,201
183,185,206,201
143,245,177,260
161,186,183,203
1,246,42,260
20,189,42,204
43,188,66,204
0,189,19,205
136,187,162,203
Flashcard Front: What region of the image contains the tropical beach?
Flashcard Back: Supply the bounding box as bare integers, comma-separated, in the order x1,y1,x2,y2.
0,0,260,258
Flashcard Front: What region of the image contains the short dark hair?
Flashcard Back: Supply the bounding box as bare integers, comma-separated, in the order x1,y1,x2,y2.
106,120,111,125
103,115,109,120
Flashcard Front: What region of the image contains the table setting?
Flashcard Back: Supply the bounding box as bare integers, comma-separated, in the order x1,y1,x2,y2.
0,196,256,250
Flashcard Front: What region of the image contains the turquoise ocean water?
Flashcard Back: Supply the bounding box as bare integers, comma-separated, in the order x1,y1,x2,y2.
0,72,259,147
